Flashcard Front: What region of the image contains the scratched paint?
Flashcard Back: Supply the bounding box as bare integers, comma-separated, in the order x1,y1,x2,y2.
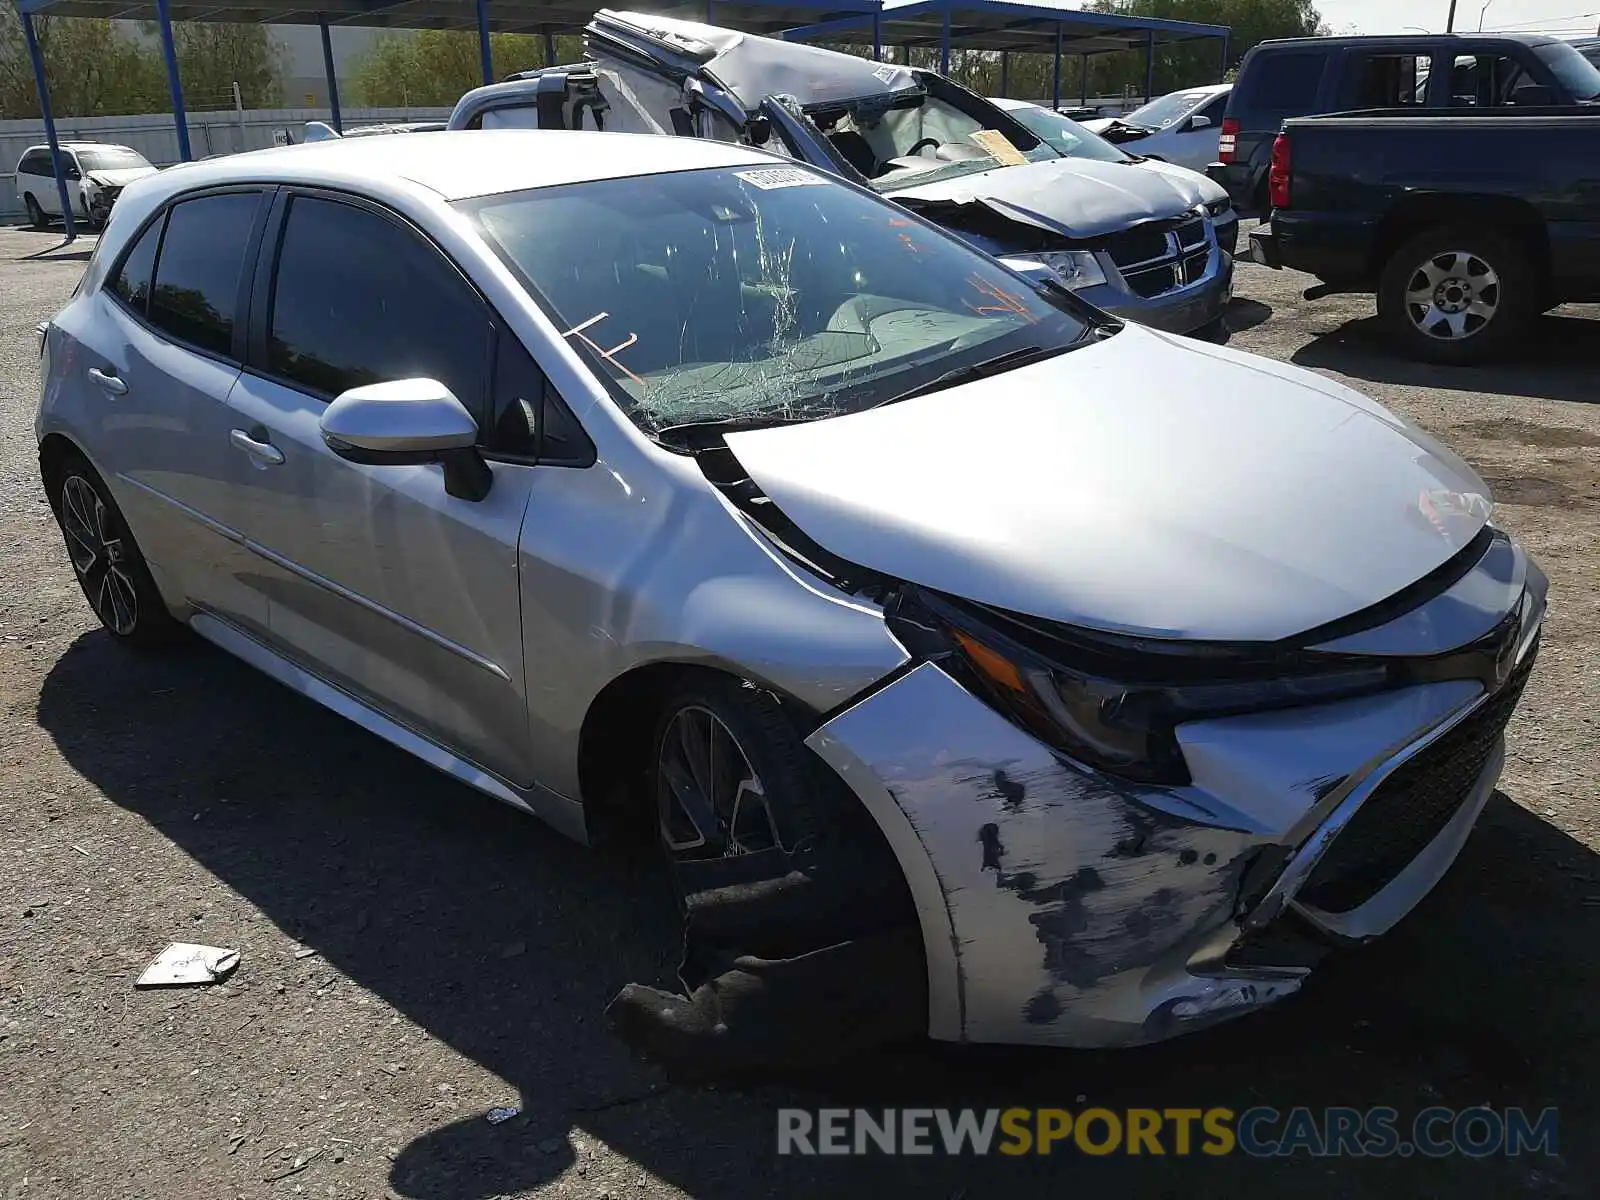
810,661,1492,1048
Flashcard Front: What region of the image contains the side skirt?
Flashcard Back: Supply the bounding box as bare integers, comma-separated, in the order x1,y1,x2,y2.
188,611,589,844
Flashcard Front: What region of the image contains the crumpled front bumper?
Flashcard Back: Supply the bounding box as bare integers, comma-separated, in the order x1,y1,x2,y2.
805,541,1545,1049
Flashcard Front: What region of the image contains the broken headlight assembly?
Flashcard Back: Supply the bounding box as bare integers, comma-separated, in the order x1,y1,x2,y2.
887,588,1392,786
1007,249,1107,290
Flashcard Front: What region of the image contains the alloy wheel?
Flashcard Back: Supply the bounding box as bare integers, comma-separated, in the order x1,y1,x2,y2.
59,475,138,636
1403,249,1500,341
657,705,782,858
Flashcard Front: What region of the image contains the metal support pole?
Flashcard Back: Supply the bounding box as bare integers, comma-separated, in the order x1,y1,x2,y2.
872,5,882,61
706,0,714,22
939,6,950,76
475,0,493,85
21,13,75,240
1219,31,1230,81
544,28,557,66
1144,29,1156,104
319,17,342,133
1446,0,1458,31
1000,50,1009,97
155,0,192,163
1080,52,1089,105
1052,24,1062,109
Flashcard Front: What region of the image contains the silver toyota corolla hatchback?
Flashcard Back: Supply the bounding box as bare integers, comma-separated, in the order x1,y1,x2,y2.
37,130,1545,1063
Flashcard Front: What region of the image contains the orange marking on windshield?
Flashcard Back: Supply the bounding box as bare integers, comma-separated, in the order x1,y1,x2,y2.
963,275,1039,322
563,314,645,386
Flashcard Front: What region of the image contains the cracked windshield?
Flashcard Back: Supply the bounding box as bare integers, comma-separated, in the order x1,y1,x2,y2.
465,164,1090,439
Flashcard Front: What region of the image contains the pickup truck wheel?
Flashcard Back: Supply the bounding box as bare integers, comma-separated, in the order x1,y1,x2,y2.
1379,227,1534,365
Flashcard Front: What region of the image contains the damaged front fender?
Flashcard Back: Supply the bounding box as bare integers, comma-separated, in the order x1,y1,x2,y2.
806,660,1498,1047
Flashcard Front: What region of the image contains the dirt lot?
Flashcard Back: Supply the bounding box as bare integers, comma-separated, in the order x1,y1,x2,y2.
1,223,1598,1200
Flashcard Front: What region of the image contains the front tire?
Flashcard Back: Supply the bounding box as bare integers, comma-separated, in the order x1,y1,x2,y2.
24,193,48,229
47,452,182,650
1377,226,1535,365
651,672,916,962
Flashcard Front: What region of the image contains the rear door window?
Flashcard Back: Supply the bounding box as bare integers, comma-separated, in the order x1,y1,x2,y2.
1446,54,1531,106
109,216,163,315
19,150,48,175
146,191,261,357
1346,53,1432,107
1242,50,1330,121
264,194,493,416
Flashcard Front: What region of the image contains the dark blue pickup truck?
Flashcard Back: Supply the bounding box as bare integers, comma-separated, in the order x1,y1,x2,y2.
1246,108,1600,363
1211,34,1600,216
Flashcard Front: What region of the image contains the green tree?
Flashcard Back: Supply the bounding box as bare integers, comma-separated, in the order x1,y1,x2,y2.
171,23,287,110
348,29,586,107
0,10,166,119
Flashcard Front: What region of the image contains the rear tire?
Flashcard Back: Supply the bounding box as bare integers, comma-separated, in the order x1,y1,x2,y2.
24,193,48,229
1377,225,1535,365
46,451,183,650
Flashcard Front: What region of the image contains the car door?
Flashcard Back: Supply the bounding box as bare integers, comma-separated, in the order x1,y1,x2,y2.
58,187,272,634
221,189,543,787
1170,93,1227,171
19,149,58,215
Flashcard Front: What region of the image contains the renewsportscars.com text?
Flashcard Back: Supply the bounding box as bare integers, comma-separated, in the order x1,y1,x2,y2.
776,1106,1559,1158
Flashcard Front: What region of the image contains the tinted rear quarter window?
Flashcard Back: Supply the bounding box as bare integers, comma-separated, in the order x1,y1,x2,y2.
1241,50,1330,119
109,216,163,314
265,195,491,413
147,191,260,357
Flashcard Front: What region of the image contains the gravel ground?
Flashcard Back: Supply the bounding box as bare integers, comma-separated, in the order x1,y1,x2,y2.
1,223,1598,1200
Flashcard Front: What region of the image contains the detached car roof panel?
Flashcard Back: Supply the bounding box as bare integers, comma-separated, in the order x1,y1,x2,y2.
593,9,920,109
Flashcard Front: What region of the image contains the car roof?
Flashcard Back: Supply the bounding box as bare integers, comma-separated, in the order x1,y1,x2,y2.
135,130,774,203
1251,32,1560,50
23,141,136,153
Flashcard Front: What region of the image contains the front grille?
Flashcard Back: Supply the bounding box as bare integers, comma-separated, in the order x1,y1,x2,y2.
1174,217,1207,251
1122,247,1210,298
1102,215,1212,297
1104,226,1170,269
1296,644,1537,914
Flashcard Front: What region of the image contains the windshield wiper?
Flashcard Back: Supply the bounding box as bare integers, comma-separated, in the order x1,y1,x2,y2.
872,344,1073,409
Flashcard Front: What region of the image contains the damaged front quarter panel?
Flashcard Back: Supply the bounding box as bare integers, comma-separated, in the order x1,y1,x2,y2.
806,659,1495,1047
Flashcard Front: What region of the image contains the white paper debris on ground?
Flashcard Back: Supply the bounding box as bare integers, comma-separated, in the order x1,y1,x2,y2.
292,947,320,960
134,943,241,988
485,1106,521,1125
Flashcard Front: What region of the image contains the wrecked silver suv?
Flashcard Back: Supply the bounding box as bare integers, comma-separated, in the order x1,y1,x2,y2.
447,9,1238,337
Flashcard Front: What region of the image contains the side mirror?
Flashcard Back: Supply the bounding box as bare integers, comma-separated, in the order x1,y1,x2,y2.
320,378,492,501
1188,114,1213,130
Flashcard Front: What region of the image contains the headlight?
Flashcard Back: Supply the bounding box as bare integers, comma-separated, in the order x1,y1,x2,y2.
890,589,1392,785
1011,249,1107,290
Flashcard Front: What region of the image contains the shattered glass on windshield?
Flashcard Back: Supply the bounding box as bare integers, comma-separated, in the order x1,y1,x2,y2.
462,166,1090,439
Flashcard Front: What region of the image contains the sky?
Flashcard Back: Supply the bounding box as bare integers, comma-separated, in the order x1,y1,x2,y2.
1316,0,1600,35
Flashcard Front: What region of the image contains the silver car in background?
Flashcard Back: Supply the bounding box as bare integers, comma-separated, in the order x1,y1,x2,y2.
1083,83,1232,172
37,130,1544,1068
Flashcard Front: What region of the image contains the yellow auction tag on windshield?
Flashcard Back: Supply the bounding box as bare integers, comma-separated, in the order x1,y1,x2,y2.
969,130,1027,167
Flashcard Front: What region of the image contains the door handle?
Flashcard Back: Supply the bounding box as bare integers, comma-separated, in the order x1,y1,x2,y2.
230,427,285,467
87,367,128,395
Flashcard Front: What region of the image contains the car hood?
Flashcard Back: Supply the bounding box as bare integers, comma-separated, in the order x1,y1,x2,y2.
723,326,1493,642
887,154,1222,240
86,167,156,187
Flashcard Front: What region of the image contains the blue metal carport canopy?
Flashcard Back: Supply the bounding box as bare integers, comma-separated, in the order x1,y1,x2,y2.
783,0,1229,123
784,0,1226,56
12,0,880,240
